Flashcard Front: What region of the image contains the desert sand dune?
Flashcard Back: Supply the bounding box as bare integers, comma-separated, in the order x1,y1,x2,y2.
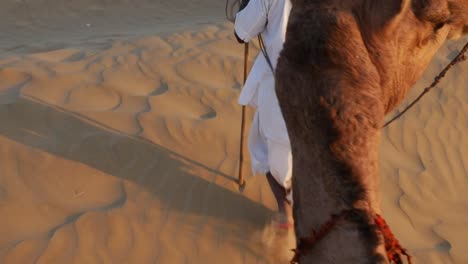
380,41,468,264
0,0,467,263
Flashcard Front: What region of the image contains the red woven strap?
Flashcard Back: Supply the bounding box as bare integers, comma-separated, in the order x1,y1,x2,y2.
290,212,412,264
290,210,351,264
375,214,412,264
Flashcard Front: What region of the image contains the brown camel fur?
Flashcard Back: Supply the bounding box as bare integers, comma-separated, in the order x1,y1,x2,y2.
275,0,468,263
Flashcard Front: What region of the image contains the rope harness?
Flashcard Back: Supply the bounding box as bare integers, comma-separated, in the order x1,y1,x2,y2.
290,210,351,264
286,43,467,263
384,41,468,127
290,211,413,264
375,215,412,264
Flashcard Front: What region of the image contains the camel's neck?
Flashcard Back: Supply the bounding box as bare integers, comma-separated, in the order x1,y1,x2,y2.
291,144,386,263
293,213,385,264
276,4,389,262
287,77,386,262
293,129,384,263
281,41,387,264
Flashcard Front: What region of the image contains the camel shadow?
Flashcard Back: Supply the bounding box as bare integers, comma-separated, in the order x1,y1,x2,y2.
0,96,271,228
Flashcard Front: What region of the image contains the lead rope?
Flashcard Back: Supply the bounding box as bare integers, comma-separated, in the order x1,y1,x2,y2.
260,37,468,128
384,41,468,127
258,34,275,74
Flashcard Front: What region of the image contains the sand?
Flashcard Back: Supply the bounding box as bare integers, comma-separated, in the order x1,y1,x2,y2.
0,0,467,263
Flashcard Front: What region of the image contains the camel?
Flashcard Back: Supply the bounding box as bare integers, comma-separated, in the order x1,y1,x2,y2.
275,0,468,263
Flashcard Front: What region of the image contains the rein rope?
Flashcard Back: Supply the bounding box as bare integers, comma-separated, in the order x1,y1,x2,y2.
290,211,413,264
258,34,275,74
384,41,468,127
290,210,351,264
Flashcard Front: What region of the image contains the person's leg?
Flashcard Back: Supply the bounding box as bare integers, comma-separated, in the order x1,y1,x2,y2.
247,111,270,175
266,171,293,225
266,140,293,226
247,111,292,219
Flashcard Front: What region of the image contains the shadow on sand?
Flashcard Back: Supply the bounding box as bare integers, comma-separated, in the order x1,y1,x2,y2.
0,96,271,229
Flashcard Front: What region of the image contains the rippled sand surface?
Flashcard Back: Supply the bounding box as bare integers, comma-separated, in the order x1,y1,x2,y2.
0,1,467,263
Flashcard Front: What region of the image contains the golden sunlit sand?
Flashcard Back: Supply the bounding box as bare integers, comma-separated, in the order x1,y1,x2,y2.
0,0,467,263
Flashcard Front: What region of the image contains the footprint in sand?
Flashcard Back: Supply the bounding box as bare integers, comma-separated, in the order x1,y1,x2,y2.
199,109,217,120
435,240,451,252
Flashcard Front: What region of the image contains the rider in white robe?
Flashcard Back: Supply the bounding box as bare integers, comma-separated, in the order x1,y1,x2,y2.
235,0,293,203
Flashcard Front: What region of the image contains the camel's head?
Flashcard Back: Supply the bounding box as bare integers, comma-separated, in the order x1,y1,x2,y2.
360,0,468,111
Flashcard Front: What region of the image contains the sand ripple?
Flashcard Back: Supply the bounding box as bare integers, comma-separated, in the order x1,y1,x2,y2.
0,15,467,264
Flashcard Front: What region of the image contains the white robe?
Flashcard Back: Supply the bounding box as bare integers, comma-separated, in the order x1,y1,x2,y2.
235,0,292,189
